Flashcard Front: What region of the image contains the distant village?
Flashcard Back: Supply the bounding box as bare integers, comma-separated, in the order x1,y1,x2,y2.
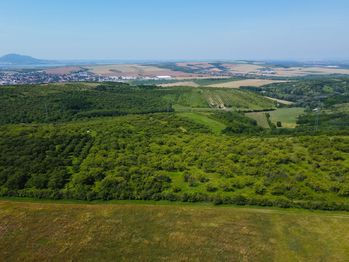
0,69,172,85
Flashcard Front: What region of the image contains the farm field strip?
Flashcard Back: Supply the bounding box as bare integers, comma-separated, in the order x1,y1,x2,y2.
160,81,200,87
162,86,276,111
208,79,288,88
264,96,294,105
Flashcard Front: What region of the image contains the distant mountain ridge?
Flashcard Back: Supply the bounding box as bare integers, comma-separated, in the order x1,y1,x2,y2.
0,54,54,65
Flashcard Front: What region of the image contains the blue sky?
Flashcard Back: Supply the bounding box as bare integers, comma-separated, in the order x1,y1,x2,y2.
0,0,348,60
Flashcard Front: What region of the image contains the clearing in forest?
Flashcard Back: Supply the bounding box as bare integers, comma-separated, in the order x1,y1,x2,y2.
246,108,305,128
245,112,270,128
269,107,305,128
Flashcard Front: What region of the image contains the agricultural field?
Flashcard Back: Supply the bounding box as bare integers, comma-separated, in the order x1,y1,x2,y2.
264,96,294,105
207,79,288,88
176,62,217,70
44,66,83,75
193,77,243,86
203,89,275,110
158,77,242,88
220,63,265,75
159,78,287,89
163,87,276,111
85,64,200,78
274,66,349,77
1,200,349,261
41,62,349,81
160,81,200,87
221,63,349,77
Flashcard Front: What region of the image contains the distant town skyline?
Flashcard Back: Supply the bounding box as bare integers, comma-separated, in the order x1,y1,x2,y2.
0,0,348,60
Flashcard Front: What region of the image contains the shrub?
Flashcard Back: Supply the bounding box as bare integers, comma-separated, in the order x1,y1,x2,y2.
206,184,218,192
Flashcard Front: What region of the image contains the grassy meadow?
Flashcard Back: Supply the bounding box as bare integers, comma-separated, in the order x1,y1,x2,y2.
163,87,276,111
1,200,349,261
245,111,270,128
246,107,305,128
269,107,305,128
177,112,226,134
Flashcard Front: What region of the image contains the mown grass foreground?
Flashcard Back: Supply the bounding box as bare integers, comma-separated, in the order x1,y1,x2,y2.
1,200,349,261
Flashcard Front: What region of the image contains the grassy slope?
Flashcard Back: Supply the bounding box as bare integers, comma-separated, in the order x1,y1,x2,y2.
269,107,305,128
1,200,349,261
246,108,305,128
177,112,226,134
193,77,240,86
164,87,276,111
245,112,270,128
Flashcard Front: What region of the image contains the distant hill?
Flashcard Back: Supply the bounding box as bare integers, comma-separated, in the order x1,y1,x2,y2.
0,54,53,65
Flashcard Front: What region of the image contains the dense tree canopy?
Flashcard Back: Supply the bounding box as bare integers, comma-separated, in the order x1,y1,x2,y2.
1,113,349,210
0,83,173,124
1,82,349,211
242,78,349,108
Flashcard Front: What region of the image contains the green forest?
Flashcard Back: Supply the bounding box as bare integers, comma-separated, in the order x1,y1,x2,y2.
0,83,172,124
1,81,349,211
242,78,349,108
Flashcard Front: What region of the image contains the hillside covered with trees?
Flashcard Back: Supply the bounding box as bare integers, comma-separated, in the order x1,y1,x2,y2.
1,82,349,211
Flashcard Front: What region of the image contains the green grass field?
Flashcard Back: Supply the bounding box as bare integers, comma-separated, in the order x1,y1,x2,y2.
193,77,242,86
246,108,305,128
245,112,270,128
163,87,276,111
1,200,349,261
177,112,226,134
269,107,305,128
